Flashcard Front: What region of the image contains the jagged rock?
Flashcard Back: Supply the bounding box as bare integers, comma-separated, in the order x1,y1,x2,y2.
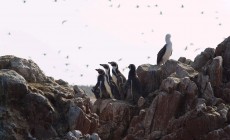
0,69,28,103
207,56,223,88
178,57,193,65
163,106,225,140
144,91,183,139
0,55,47,83
191,48,215,72
73,85,86,98
137,60,198,95
203,124,230,140
93,99,137,140
215,36,230,82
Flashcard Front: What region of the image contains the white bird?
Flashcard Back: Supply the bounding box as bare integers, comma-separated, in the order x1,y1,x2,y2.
157,34,172,65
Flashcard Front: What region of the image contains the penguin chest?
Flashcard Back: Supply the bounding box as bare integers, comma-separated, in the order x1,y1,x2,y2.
163,46,172,63
104,77,113,98
112,75,118,86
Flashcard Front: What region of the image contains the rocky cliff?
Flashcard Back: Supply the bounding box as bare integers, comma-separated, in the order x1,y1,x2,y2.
1,37,230,140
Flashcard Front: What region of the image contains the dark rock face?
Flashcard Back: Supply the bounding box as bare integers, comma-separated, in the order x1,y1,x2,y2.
0,56,99,140
1,37,230,140
0,55,47,83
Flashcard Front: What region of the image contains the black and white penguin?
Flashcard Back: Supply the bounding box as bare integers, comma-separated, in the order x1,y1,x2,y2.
100,64,121,100
157,34,172,65
108,61,127,99
124,64,142,104
91,69,113,99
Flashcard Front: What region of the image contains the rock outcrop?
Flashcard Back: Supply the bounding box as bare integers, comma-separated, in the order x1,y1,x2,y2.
0,55,99,140
1,37,230,140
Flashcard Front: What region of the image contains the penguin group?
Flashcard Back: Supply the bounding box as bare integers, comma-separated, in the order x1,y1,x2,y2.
91,34,172,104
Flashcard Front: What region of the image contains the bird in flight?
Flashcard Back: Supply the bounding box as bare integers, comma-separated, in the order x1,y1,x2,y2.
62,20,67,24
78,46,82,50
118,58,122,61
184,46,188,51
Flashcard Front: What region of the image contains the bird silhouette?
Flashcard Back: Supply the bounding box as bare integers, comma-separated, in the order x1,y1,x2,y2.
184,46,188,51
201,11,204,14
181,5,184,8
78,46,82,50
86,64,89,68
43,53,47,56
160,11,163,15
147,56,151,59
117,4,120,8
62,20,67,24
155,4,158,7
136,5,139,8
118,58,122,61
194,48,200,52
66,56,69,59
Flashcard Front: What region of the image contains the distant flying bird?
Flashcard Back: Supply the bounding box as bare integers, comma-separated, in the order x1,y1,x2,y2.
219,23,222,26
43,53,47,56
8,32,11,35
54,0,57,2
80,74,83,77
109,4,113,7
181,5,184,8
86,64,89,68
58,50,61,54
157,34,172,65
184,46,188,51
194,48,200,52
23,0,26,3
141,32,144,35
201,11,204,14
190,43,194,46
147,5,151,8
151,29,154,32
78,46,82,50
118,58,122,61
136,5,139,8
117,4,120,8
147,56,151,59
155,4,158,7
66,56,69,59
62,20,67,24
160,11,163,15
65,63,70,66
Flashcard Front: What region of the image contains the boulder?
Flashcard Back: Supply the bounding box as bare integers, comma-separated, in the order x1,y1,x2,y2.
191,48,215,72
0,69,28,104
0,55,47,83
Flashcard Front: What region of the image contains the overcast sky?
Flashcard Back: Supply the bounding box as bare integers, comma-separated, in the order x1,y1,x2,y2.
0,0,230,85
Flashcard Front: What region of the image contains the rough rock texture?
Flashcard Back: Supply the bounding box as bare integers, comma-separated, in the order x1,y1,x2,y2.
0,56,99,140
2,37,230,140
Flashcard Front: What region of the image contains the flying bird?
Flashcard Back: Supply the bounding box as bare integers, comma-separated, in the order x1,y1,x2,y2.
66,56,69,59
8,32,11,35
86,64,89,68
201,11,204,14
78,46,82,50
62,20,67,24
117,4,120,8
136,5,139,8
184,46,188,51
181,5,184,8
118,58,122,61
157,34,172,65
194,48,200,52
147,56,151,59
155,4,158,7
160,11,163,15
42,53,47,56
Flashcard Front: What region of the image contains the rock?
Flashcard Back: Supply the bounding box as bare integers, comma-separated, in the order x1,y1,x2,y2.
93,99,137,140
215,36,230,82
0,69,28,104
207,56,223,88
160,77,180,93
0,55,47,83
73,85,86,98
137,60,198,95
195,73,216,105
144,91,183,138
178,57,192,65
204,124,230,140
191,48,215,72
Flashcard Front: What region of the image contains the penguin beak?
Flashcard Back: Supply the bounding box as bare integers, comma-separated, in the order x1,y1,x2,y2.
95,69,99,71
128,65,131,69
108,62,112,64
100,64,104,67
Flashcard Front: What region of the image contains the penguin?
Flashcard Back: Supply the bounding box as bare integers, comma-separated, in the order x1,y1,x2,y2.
108,61,127,99
100,64,121,100
91,69,113,99
124,64,142,104
157,34,172,65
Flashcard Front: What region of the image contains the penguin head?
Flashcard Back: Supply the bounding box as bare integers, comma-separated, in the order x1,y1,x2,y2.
165,34,171,43
95,69,105,75
100,64,110,70
128,64,136,70
108,61,118,69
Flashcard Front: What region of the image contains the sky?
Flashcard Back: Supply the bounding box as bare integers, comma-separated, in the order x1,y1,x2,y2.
0,0,230,85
